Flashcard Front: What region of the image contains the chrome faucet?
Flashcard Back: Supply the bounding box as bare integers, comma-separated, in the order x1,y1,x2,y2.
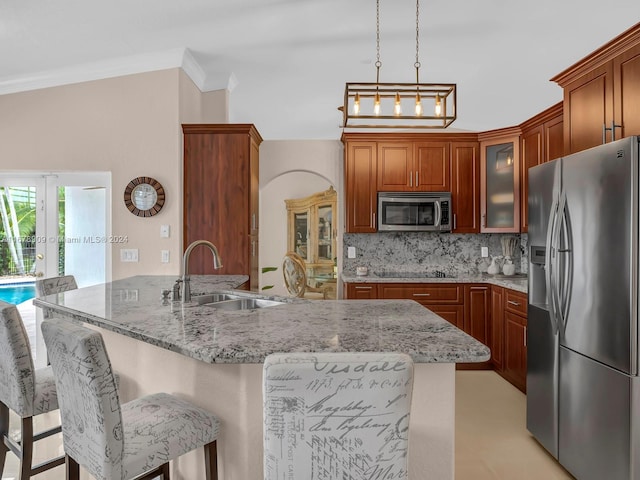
181,240,223,302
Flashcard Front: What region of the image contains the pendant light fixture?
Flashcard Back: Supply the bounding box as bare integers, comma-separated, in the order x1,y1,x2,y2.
339,0,457,129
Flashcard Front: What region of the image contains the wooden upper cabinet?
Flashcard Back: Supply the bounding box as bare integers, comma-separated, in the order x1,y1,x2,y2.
377,142,413,191
414,142,450,191
344,141,377,233
614,41,640,140
552,23,640,154
182,124,262,290
479,128,521,233
343,132,474,233
377,141,450,191
519,102,563,232
450,141,480,233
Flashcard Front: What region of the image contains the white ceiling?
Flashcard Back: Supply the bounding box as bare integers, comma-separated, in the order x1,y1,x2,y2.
1,0,638,140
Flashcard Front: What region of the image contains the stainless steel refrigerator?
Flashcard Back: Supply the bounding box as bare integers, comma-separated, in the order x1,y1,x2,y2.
528,136,640,480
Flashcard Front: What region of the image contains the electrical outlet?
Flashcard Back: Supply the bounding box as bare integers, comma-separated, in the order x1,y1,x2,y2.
120,249,139,262
161,250,170,263
481,246,489,258
347,246,356,259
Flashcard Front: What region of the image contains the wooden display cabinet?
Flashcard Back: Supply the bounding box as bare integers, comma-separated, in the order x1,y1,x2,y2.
285,186,337,274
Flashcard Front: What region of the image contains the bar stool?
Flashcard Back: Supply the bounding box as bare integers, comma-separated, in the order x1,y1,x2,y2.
35,275,78,318
0,300,64,479
41,317,220,480
263,352,414,480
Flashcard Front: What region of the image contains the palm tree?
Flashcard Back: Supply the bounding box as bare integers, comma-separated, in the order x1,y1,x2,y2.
0,187,36,275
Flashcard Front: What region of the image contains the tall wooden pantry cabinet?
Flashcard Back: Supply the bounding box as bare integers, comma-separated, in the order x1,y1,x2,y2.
183,124,262,290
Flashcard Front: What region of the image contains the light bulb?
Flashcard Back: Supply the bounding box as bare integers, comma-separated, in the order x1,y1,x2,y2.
353,93,360,116
374,92,381,116
394,92,402,116
415,93,422,116
434,94,442,117
507,154,513,166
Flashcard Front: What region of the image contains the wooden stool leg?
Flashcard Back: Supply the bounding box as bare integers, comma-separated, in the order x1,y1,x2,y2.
65,455,80,480
0,402,9,476
20,416,34,480
204,441,218,480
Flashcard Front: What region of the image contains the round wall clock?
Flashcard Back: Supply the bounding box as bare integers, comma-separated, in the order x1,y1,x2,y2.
124,176,165,217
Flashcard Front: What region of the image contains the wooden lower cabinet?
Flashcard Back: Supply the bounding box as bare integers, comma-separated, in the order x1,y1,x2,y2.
490,286,504,370
344,283,378,299
498,288,528,393
503,311,527,392
344,282,527,389
464,285,490,345
428,305,464,330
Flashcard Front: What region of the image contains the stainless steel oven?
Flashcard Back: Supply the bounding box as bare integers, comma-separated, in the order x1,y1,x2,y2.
377,192,451,232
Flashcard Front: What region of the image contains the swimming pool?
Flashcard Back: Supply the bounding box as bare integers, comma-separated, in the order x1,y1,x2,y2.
0,283,36,304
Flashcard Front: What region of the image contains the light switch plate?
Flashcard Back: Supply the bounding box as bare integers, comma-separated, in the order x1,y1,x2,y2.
160,225,170,238
481,246,489,258
347,246,356,259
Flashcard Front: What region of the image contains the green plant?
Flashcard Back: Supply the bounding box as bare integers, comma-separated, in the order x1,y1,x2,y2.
261,266,278,291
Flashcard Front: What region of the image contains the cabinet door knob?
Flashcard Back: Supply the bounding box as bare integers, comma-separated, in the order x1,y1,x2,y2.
415,171,419,187
507,300,520,306
413,293,431,297
355,286,372,290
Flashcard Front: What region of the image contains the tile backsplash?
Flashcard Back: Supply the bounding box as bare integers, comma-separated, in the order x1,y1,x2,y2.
343,232,528,276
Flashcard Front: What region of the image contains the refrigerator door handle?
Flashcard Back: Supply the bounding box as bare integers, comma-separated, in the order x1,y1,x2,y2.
546,195,560,335
558,195,573,329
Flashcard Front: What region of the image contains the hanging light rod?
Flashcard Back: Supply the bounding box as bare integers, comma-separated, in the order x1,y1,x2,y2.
339,0,457,129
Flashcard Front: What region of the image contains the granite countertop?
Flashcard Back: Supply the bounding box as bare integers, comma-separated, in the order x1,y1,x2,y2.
33,275,490,365
341,271,528,294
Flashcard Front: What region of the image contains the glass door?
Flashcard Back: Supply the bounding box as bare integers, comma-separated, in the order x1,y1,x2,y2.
481,136,521,232
294,212,309,262
0,177,45,294
316,203,333,262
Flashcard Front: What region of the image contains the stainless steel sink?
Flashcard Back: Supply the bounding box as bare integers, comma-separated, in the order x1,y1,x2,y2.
194,292,243,304
204,298,285,310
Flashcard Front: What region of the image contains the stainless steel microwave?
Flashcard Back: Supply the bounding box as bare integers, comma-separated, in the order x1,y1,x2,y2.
378,192,452,232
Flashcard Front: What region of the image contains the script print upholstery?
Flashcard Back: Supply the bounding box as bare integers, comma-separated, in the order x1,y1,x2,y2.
0,300,58,417
35,275,78,297
35,275,78,319
42,318,221,480
263,352,414,480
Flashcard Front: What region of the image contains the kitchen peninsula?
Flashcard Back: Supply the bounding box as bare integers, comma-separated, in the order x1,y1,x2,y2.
34,275,490,480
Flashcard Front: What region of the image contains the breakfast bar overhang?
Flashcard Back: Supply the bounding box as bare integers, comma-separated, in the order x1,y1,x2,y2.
34,275,490,480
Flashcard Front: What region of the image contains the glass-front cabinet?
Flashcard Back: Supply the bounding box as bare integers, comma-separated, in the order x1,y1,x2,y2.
480,131,520,232
285,186,337,274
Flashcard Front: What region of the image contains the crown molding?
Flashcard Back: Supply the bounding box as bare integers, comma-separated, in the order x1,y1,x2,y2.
0,48,233,95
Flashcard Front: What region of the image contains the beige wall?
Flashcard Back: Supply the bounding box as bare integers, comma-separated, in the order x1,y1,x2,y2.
0,68,227,280
259,140,343,292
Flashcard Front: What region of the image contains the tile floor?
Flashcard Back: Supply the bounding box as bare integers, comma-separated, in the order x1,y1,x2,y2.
2,301,573,479
455,370,574,479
